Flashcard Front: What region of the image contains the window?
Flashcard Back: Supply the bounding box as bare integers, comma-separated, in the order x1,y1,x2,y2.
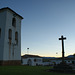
8,29,12,40
15,32,18,45
0,28,1,38
34,59,36,62
12,18,16,27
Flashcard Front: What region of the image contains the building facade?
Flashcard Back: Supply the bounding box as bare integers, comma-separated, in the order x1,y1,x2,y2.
22,55,75,66
49,57,75,66
0,7,23,65
22,54,43,66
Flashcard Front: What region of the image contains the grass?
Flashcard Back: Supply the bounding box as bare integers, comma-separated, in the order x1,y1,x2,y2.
0,66,75,75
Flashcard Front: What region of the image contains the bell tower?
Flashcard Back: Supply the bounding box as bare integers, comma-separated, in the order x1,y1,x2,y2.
0,7,23,65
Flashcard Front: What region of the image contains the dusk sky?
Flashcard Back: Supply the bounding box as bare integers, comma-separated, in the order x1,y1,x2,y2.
0,0,75,57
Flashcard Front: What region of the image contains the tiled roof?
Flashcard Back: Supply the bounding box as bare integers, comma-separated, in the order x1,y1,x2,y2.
22,54,41,58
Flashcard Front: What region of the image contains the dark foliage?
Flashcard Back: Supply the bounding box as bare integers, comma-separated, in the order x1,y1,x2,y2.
50,62,75,74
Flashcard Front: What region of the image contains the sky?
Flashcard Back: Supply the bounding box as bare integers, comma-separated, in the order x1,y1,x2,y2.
0,0,75,57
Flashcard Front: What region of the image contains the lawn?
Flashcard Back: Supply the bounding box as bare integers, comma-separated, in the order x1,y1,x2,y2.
0,66,75,75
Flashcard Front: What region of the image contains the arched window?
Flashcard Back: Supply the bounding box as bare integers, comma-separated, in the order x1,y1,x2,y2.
12,18,16,27
27,59,32,66
0,28,1,38
15,32,18,45
8,29,12,40
34,59,36,62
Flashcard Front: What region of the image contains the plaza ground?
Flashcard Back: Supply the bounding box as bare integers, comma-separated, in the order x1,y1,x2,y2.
0,66,75,75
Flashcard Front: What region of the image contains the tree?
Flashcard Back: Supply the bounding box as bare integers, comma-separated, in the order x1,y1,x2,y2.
73,53,75,57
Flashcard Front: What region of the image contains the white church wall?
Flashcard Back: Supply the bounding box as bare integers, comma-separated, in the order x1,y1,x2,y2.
0,8,22,61
0,7,23,65
22,59,28,65
14,17,21,60
3,9,14,60
0,11,7,60
4,9,21,60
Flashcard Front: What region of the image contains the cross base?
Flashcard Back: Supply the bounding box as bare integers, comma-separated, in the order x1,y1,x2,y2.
50,62,75,74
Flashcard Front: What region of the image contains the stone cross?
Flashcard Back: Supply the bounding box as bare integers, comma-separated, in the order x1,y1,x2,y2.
59,35,66,63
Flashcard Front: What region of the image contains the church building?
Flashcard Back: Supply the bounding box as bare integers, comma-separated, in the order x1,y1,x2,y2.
0,7,23,65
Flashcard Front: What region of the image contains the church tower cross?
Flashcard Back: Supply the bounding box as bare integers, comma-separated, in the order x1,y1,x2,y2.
59,35,66,63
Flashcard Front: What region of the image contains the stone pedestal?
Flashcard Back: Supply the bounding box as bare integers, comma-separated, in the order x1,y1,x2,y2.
50,62,75,73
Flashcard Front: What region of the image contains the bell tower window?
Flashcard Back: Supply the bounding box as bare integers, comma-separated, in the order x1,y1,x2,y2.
12,18,16,27
15,32,18,45
8,29,12,40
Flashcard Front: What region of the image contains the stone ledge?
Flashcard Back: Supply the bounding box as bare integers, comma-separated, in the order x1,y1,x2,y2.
0,60,21,65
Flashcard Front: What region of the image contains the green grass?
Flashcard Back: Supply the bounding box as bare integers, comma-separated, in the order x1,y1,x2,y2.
0,66,75,75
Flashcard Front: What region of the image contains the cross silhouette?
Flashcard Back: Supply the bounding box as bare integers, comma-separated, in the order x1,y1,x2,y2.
59,35,66,63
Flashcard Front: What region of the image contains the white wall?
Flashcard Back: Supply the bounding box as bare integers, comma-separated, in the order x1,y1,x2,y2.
0,8,22,61
42,62,50,66
50,59,75,65
0,11,7,60
22,57,43,66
